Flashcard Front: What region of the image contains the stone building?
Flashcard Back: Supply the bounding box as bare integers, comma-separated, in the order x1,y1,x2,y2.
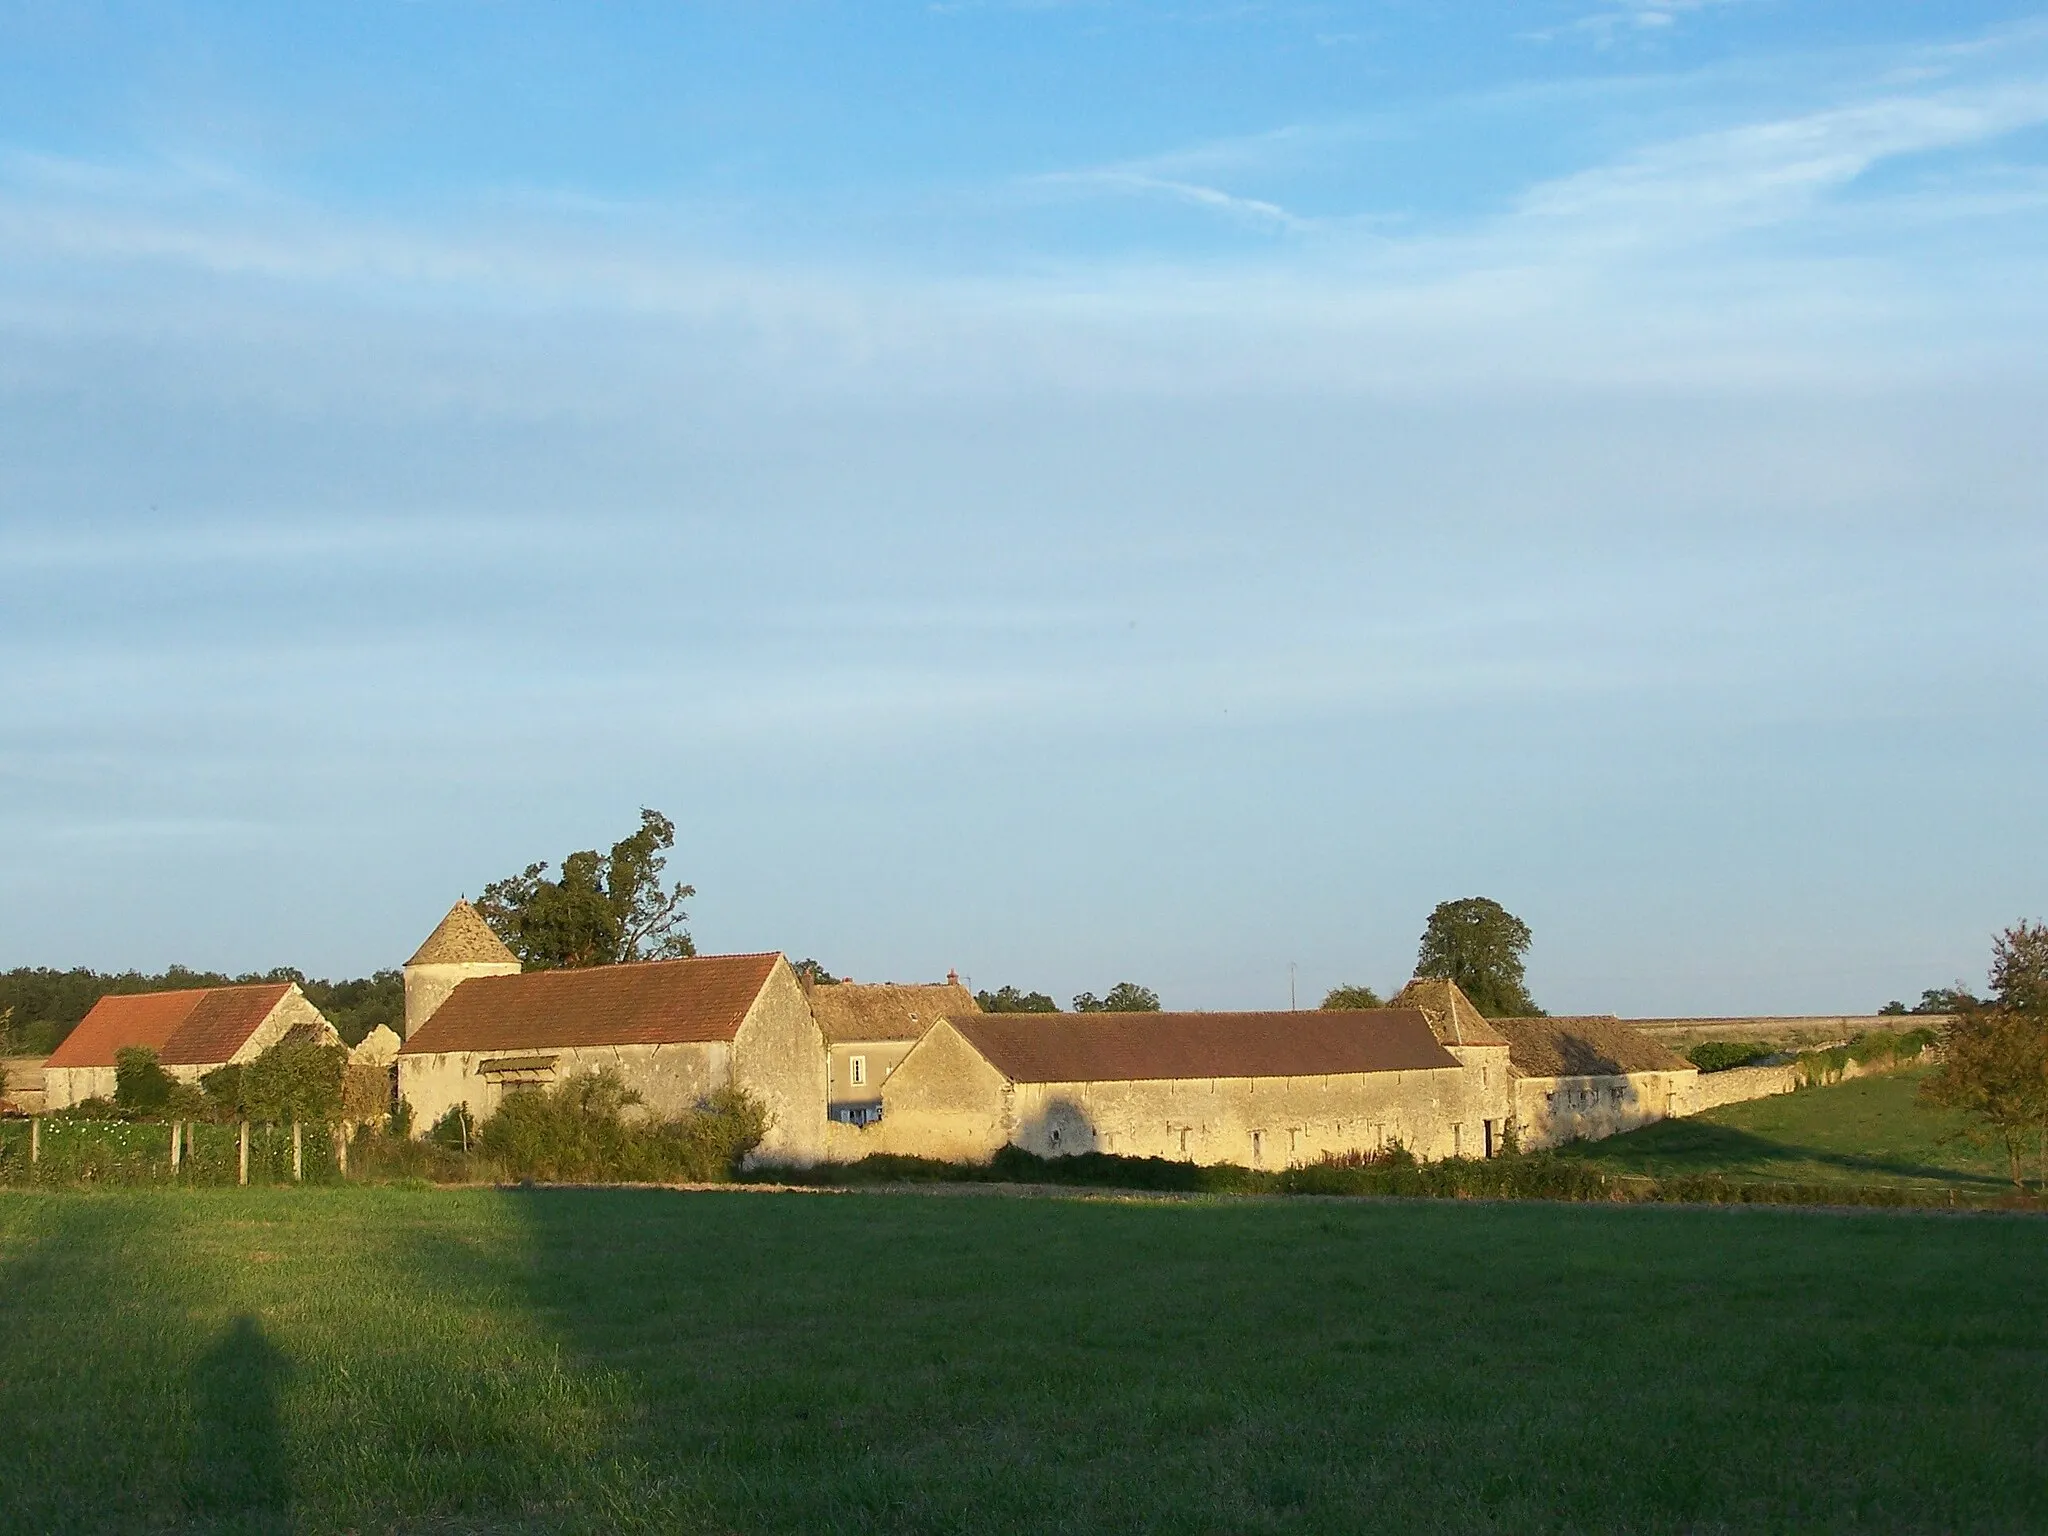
805,975,980,1126
868,1008,1498,1167
1491,1014,1698,1150
395,950,828,1164
41,982,339,1110
1389,979,1518,1158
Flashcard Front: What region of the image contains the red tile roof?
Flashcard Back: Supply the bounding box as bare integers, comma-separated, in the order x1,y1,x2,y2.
946,1008,1458,1085
399,953,784,1056
46,984,292,1070
161,985,296,1066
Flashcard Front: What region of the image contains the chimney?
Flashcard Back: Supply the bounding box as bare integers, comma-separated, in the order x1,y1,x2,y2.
947,969,960,986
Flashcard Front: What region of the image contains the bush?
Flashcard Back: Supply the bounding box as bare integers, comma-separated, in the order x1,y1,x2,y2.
475,1071,768,1183
428,1104,477,1152
52,1096,125,1120
1687,1041,1773,1073
114,1047,172,1113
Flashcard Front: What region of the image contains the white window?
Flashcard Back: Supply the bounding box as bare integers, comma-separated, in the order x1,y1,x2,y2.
849,1055,867,1087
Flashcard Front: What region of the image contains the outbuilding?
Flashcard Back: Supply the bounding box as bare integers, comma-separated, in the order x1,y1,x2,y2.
1491,1014,1697,1149
395,950,829,1163
41,982,340,1110
872,1007,1496,1166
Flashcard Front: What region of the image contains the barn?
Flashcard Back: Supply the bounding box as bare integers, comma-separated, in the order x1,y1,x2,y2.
41,982,340,1110
870,1007,1506,1167
395,951,829,1163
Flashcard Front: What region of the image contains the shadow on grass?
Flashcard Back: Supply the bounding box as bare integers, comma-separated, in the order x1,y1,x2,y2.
1560,1117,2012,1189
0,1198,197,1532
184,1315,293,1517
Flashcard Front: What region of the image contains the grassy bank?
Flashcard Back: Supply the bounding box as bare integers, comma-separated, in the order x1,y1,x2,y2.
3,1186,2046,1533
1557,1068,2014,1193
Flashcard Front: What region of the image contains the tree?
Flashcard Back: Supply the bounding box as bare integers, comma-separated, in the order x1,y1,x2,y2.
977,986,1059,1014
1921,922,2048,1190
477,808,697,970
1073,983,1160,1013
1321,984,1383,1010
1880,985,1982,1017
1414,898,1541,1018
791,959,841,987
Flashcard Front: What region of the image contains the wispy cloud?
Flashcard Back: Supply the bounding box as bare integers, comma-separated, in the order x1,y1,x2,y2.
1022,167,1308,230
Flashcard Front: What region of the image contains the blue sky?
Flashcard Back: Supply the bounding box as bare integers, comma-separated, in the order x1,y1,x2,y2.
3,2,2046,1013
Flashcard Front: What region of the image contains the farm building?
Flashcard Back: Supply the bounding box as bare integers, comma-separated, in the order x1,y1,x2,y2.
41,982,340,1110
804,975,979,1126
866,1007,1509,1166
395,949,828,1163
1492,1014,1698,1150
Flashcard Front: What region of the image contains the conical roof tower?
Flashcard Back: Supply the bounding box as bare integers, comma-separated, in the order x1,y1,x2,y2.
403,900,521,1037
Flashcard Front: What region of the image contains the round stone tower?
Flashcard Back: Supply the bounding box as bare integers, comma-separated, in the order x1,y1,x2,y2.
403,899,521,1038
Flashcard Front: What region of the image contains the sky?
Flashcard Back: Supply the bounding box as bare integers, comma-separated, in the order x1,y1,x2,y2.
2,1,2046,1015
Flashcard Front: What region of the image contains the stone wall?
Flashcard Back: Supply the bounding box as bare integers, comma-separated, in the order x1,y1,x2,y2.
732,962,828,1165
1513,1069,1697,1151
866,1023,1016,1162
867,1022,1512,1167
826,1039,917,1114
398,1040,730,1132
1007,1066,1501,1165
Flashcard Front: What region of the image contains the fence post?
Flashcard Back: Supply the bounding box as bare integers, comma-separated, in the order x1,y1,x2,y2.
239,1120,250,1186
170,1121,181,1172
335,1123,348,1179
292,1121,302,1182
30,1117,39,1165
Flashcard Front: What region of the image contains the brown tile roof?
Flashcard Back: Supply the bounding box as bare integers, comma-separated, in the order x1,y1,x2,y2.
1493,1016,1690,1078
46,984,293,1070
407,900,520,967
399,953,783,1056
1389,979,1509,1047
946,1009,1457,1085
807,981,979,1044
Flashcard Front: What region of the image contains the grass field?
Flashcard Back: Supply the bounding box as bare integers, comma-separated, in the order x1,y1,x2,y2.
1557,1069,2020,1193
3,1187,2046,1533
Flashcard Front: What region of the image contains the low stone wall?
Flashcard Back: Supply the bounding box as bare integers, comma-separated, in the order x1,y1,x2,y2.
1687,1062,1801,1112
1683,1048,1932,1115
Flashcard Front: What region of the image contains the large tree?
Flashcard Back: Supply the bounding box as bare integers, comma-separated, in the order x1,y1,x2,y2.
1072,982,1161,1013
1414,898,1542,1018
1921,921,2048,1190
477,809,697,970
977,986,1059,1014
1321,984,1383,1010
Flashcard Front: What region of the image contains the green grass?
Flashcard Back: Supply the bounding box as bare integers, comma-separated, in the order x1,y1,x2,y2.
3,1187,2046,1533
1556,1068,2021,1193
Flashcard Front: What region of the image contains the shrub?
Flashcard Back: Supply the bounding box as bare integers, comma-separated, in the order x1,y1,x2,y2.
475,1071,768,1183
200,1063,244,1118
53,1096,125,1120
241,1041,346,1123
428,1104,477,1152
1687,1041,1773,1073
114,1047,172,1113
389,1097,415,1139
